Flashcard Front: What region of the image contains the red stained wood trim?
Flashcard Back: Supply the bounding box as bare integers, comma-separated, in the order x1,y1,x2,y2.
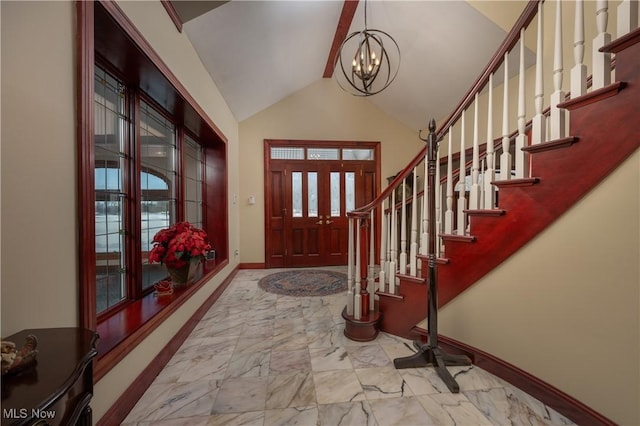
417,254,450,265
522,137,579,154
395,273,425,284
95,260,228,380
492,177,540,188
96,267,239,425
463,209,506,217
342,307,382,341
432,334,616,426
161,0,183,32
600,26,640,54
323,0,360,78
375,290,404,300
97,0,227,144
77,1,97,331
557,81,626,111
439,234,476,243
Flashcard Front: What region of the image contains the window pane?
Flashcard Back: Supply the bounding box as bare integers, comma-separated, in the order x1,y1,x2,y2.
292,172,302,217
94,66,127,313
345,172,355,212
343,148,374,161
308,172,318,217
184,135,203,228
271,147,304,160
330,172,341,217
308,148,339,160
140,100,176,291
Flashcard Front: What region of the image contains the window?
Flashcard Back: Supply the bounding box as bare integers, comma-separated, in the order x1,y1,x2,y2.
93,66,216,311
79,1,229,379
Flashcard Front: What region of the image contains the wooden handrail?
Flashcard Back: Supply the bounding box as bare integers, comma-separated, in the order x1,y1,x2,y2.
349,0,541,218
436,0,541,139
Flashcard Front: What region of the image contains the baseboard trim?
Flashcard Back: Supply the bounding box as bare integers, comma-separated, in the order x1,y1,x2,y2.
239,262,266,269
438,335,616,426
96,266,240,426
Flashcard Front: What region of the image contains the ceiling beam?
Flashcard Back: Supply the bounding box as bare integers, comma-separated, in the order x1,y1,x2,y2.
323,0,359,78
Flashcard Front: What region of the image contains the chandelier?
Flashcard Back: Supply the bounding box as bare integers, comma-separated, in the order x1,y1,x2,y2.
334,0,400,96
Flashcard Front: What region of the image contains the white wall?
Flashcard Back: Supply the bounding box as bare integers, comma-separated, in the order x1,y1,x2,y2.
0,1,240,421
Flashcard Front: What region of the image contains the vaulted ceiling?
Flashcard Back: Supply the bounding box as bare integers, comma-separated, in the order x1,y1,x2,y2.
170,0,529,132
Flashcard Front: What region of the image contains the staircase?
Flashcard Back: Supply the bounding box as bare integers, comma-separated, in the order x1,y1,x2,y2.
342,0,640,341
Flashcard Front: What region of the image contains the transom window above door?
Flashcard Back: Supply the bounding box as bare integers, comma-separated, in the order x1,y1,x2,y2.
270,147,375,161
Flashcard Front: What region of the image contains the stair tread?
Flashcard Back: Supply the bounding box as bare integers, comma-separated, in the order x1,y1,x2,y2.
492,177,540,188
416,254,450,264
463,209,507,216
395,273,425,283
557,81,626,111
375,290,404,300
439,233,476,243
522,136,579,154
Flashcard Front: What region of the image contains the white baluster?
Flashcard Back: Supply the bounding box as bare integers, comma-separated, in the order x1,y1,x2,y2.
571,0,587,98
617,0,638,38
368,211,375,311
515,33,528,178
399,175,407,275
409,167,418,276
457,111,467,235
469,93,481,210
500,52,512,180
347,217,354,316
592,0,611,89
445,130,454,234
484,74,497,206
378,202,387,292
550,0,566,140
354,218,362,320
532,2,546,145
388,190,397,294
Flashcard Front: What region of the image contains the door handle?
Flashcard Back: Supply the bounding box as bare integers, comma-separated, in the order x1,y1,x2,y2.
315,220,324,225
325,220,333,224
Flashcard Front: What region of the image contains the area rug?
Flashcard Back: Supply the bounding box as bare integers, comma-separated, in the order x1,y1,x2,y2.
258,270,347,297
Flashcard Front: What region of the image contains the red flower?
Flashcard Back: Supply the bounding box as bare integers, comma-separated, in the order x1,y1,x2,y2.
149,222,211,269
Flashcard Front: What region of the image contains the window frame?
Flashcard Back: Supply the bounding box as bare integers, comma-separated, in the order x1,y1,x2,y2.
77,0,229,380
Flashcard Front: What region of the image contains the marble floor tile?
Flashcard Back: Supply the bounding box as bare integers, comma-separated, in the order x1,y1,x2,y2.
124,268,578,426
416,393,494,425
210,377,268,414
124,380,221,422
266,371,316,409
268,348,311,373
206,411,264,426
317,401,377,426
313,370,365,404
347,344,392,369
224,350,270,378
309,345,353,371
263,406,318,426
367,396,430,426
355,366,413,400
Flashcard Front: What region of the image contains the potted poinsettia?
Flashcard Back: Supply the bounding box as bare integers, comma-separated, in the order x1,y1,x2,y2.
149,221,211,287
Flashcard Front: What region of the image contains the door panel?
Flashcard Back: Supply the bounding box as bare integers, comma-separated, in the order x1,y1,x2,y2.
265,141,379,268
267,169,286,267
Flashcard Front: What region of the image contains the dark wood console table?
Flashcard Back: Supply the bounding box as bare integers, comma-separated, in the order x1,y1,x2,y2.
1,328,98,426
